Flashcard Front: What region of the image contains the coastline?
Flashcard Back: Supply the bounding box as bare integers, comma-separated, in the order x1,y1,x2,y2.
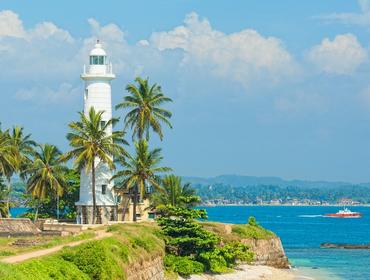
199,204,370,207
179,264,313,280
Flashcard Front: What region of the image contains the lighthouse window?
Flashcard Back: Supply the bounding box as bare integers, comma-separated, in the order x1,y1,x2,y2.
90,55,105,65
100,121,106,128
102,185,107,195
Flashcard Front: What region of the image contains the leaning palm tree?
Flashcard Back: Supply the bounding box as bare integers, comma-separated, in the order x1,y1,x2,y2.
26,144,67,221
151,174,197,208
112,139,171,221
6,126,36,217
63,107,127,224
116,77,173,141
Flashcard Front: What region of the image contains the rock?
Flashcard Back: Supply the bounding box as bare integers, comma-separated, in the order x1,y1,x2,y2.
321,243,370,249
241,237,290,269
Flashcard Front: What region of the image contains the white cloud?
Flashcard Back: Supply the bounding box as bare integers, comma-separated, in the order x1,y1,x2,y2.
317,0,370,26
150,12,298,87
28,22,73,42
15,83,81,104
0,10,25,38
307,34,367,75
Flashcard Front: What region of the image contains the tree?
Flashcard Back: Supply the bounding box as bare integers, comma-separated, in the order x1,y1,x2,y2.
151,174,198,208
0,176,9,218
158,204,253,276
26,144,67,221
6,126,36,216
116,77,172,141
63,107,127,224
0,127,18,217
112,139,171,221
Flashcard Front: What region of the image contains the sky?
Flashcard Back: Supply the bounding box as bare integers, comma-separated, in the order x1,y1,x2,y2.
2,0,370,183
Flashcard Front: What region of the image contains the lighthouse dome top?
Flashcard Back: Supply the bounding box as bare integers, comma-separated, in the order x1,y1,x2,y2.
89,40,106,56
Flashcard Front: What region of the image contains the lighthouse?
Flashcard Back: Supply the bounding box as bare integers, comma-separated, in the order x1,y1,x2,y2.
76,41,117,224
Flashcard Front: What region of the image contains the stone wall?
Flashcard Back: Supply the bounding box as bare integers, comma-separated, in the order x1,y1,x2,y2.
241,237,290,269
0,218,41,237
126,255,164,280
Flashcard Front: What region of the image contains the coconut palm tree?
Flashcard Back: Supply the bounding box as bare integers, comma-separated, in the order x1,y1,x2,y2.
112,139,171,221
0,128,18,218
6,126,36,216
115,77,173,141
63,107,127,224
26,144,67,221
150,174,197,208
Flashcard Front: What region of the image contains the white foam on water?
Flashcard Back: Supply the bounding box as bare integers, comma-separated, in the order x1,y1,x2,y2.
298,215,323,218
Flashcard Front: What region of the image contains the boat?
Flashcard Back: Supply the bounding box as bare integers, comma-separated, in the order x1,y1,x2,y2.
324,208,362,218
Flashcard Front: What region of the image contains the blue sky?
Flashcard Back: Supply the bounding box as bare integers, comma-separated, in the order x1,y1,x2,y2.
1,0,370,182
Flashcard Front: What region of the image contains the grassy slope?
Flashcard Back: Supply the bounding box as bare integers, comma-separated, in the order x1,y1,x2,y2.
201,222,275,241
0,232,95,257
0,222,275,279
0,223,165,280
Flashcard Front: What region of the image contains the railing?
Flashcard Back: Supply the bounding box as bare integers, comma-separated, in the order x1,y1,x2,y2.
82,62,113,75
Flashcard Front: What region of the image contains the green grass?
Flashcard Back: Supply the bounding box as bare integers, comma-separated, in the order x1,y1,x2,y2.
231,224,275,239
201,221,275,240
0,232,95,258
0,223,165,280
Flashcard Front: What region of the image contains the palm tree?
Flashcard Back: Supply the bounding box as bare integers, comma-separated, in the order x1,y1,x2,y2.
63,107,127,224
112,139,171,221
116,77,173,141
26,144,67,221
151,174,197,208
7,126,36,217
0,128,18,218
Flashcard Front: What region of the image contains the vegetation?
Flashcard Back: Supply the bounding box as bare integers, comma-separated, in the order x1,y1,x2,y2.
150,174,198,208
112,139,171,221
0,232,95,257
157,204,253,277
63,107,127,224
116,76,172,141
26,144,68,221
22,168,80,219
0,223,165,280
193,183,370,204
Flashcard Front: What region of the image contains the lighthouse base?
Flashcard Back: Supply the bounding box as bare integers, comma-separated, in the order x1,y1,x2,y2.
76,205,117,224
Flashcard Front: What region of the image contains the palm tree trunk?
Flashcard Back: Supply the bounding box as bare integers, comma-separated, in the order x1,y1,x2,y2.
122,193,130,221
6,177,11,218
34,199,40,222
133,185,138,222
56,192,59,220
91,160,96,224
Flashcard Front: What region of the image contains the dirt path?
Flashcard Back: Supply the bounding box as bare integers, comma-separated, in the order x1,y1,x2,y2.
1,230,112,264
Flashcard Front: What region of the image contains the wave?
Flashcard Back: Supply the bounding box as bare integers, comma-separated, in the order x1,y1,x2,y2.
298,215,323,218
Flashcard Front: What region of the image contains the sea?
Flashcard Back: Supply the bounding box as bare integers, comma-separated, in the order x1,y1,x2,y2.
200,206,370,280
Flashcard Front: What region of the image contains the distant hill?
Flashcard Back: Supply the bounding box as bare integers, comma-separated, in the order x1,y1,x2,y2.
182,175,365,189
182,175,370,205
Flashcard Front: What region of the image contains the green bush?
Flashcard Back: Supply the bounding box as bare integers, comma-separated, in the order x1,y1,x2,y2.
164,255,204,276
158,205,254,276
60,239,124,280
248,216,257,226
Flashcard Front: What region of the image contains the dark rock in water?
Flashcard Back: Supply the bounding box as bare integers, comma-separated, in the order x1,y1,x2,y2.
321,243,370,249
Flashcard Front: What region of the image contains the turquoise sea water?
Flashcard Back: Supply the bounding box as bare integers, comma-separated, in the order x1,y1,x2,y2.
201,206,370,280
9,207,30,217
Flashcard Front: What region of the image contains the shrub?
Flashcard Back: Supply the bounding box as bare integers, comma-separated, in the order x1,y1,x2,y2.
164,255,204,276
248,216,257,226
60,239,124,280
158,205,254,276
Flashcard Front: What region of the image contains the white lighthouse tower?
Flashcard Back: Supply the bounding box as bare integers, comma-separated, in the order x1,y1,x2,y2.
76,41,117,224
